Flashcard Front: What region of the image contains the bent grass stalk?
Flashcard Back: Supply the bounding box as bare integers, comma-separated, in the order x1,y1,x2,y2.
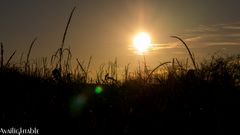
146,61,171,82
171,36,197,70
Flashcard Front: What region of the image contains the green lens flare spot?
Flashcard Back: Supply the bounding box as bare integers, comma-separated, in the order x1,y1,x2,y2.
95,86,103,94
69,94,87,116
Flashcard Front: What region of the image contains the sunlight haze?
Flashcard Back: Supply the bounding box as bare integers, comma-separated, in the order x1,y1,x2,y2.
1,0,240,72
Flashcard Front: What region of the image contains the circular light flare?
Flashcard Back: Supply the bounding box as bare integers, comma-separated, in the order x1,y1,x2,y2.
133,32,151,54
95,86,103,94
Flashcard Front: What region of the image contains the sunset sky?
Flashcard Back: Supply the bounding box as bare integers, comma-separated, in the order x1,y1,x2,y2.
1,0,240,73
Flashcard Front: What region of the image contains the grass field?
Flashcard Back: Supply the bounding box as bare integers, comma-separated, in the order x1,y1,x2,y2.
1,46,240,134
1,7,240,135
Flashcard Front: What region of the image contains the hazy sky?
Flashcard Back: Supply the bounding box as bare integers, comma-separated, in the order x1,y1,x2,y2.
1,0,240,72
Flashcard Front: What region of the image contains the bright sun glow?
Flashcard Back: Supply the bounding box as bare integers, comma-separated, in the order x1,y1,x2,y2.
133,32,151,54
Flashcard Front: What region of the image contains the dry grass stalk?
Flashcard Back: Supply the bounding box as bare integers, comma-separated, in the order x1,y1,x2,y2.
124,63,130,81
171,36,197,70
58,7,76,70
76,58,86,75
1,43,3,68
6,50,16,67
19,52,24,67
26,37,37,72
146,61,171,81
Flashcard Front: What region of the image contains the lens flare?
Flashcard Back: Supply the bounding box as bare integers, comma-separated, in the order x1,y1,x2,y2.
95,86,103,94
69,94,87,116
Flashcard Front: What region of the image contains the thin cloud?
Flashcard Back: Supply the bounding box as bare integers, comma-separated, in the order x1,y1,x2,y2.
134,22,240,56
180,21,240,49
222,26,240,30
185,25,218,33
185,36,202,42
204,42,240,46
172,51,186,55
151,43,177,49
226,34,240,37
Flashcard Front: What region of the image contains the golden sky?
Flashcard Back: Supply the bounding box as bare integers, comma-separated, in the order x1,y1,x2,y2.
1,0,240,73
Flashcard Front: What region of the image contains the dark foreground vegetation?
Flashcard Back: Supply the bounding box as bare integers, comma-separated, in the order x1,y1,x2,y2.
1,53,240,135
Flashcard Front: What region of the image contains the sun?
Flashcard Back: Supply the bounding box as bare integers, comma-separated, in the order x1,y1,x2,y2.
133,32,151,54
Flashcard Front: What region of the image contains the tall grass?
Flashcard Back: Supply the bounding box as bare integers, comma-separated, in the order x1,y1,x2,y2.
171,36,197,70
76,58,87,83
5,50,16,67
57,6,76,71
146,61,171,82
25,37,37,73
48,7,77,82
1,43,3,69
